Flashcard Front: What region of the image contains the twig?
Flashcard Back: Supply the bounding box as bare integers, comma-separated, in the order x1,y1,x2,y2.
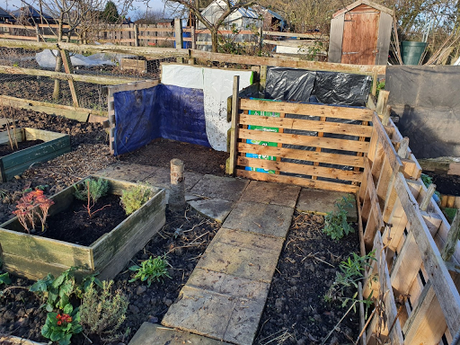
355,308,376,344
321,300,357,345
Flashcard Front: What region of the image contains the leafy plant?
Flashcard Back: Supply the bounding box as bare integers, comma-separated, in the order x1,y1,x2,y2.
322,195,355,240
325,251,376,308
120,183,153,215
41,303,82,345
376,80,385,99
74,177,110,217
0,272,11,286
13,188,54,233
80,280,129,342
129,255,171,286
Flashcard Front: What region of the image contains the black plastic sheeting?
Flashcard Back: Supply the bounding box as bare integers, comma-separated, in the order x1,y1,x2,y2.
386,65,460,158
113,84,210,156
264,67,372,106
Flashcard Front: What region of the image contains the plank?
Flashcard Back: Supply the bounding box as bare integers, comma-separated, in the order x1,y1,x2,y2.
228,76,240,176
237,156,363,182
372,112,403,173
238,129,369,153
394,173,460,335
236,169,359,193
239,114,373,137
0,128,23,145
237,143,365,167
240,99,373,121
362,160,384,246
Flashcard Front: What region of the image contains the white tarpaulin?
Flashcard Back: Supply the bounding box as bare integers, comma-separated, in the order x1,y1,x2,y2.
161,64,253,151
35,49,125,68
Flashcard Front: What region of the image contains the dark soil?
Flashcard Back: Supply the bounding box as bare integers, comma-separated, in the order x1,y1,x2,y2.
255,212,361,345
0,140,44,157
426,172,460,196
42,194,126,246
0,208,221,344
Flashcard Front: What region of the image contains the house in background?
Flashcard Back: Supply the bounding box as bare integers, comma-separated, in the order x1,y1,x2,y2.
196,0,285,51
328,0,393,65
0,7,14,23
10,5,56,25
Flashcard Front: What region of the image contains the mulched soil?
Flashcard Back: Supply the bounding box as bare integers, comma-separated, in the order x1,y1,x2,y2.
0,140,44,157
255,212,361,345
425,172,460,196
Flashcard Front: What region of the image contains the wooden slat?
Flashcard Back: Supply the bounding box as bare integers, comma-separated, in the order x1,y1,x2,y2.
239,114,373,137
236,169,359,193
237,156,363,182
372,112,403,173
394,173,460,335
237,143,365,167
240,99,373,121
238,128,369,153
363,159,384,246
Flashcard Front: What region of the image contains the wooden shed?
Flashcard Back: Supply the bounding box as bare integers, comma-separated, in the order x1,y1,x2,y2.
328,0,393,65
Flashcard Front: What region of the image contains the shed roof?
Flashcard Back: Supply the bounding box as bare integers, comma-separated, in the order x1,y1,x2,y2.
0,7,13,18
333,0,393,18
11,5,54,20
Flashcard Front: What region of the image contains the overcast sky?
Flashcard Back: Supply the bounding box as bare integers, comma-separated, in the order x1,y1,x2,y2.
2,0,169,19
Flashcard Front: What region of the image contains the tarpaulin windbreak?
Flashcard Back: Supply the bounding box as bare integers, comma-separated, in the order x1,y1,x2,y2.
113,84,209,156
264,67,372,106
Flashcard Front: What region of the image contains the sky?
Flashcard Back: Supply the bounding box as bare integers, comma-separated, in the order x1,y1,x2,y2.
2,0,169,19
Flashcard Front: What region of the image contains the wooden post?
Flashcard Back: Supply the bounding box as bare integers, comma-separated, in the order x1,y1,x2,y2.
134,24,139,47
397,137,410,159
170,158,186,213
259,65,267,91
228,75,240,176
441,209,460,261
258,25,263,55
371,70,378,96
35,24,40,42
382,105,391,126
376,90,389,115
60,49,80,108
175,18,184,63
420,184,436,212
191,25,196,50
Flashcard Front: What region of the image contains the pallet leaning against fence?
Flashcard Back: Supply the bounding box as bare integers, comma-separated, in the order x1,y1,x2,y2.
359,94,460,344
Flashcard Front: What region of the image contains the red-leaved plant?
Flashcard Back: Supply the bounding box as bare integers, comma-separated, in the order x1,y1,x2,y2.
13,189,54,233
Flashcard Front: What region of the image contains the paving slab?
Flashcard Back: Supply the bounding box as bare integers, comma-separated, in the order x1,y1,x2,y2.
296,188,357,222
223,201,294,238
188,198,233,223
240,181,301,208
196,228,283,283
189,175,249,202
97,163,155,182
128,322,229,345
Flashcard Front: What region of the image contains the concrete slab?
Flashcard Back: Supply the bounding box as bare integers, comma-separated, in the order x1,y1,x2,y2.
296,188,357,222
189,175,249,202
240,181,301,208
97,163,155,182
188,198,233,223
223,202,294,238
196,228,283,283
128,322,229,345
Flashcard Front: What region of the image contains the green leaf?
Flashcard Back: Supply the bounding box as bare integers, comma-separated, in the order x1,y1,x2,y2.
63,303,73,314
0,272,11,285
50,330,62,341
59,333,72,345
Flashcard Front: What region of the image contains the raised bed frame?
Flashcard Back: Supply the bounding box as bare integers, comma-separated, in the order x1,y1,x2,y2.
0,175,166,281
0,127,70,182
228,83,460,344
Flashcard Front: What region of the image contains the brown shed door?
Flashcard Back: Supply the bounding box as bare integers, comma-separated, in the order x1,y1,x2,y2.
341,5,379,65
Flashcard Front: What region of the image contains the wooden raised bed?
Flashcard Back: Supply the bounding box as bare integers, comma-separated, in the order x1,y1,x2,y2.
0,127,71,182
0,176,166,281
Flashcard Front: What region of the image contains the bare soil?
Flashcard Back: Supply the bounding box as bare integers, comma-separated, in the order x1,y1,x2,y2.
0,140,44,157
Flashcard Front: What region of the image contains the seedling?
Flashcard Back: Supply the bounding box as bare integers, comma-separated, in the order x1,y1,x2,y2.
74,177,110,217
129,255,171,286
120,182,153,215
323,195,355,240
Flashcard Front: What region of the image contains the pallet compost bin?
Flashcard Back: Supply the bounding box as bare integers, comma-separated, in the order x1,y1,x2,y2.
0,127,71,182
0,176,166,281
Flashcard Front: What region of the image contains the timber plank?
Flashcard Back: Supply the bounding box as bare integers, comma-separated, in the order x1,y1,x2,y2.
240,99,373,121
237,156,363,182
394,173,460,335
238,129,369,153
239,114,373,137
372,112,403,173
238,143,365,168
236,169,359,193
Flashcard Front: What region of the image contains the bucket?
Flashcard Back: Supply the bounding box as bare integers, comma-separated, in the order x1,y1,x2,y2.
401,41,427,65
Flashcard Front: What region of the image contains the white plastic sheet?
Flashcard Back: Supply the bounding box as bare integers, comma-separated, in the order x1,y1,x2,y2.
161,64,253,151
35,49,118,68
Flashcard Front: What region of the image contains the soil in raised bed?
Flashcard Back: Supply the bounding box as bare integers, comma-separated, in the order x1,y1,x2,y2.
426,172,460,196
0,208,221,345
255,211,361,345
0,139,44,157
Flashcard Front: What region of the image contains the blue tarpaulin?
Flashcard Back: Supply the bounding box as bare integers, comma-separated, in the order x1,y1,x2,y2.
113,84,210,156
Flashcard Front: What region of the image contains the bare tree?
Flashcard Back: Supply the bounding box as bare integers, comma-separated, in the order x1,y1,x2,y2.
164,0,256,52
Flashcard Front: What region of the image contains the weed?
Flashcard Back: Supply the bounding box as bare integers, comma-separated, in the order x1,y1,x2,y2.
74,177,110,217
129,255,171,286
322,195,355,240
120,182,153,215
41,304,82,345
0,272,11,286
80,280,129,342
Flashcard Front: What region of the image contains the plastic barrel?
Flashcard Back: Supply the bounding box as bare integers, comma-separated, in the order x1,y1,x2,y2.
401,41,427,65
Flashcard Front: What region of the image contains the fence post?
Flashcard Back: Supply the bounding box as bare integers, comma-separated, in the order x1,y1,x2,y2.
191,25,196,50
134,24,139,47
35,24,40,42
258,25,263,55
60,49,80,108
175,18,184,63
228,75,240,176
